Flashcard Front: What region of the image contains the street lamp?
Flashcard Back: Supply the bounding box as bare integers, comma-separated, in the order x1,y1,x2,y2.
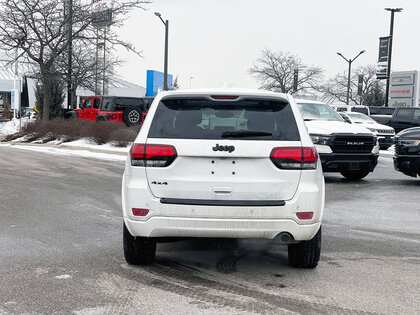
189,76,194,89
384,8,403,107
154,12,169,91
337,50,366,105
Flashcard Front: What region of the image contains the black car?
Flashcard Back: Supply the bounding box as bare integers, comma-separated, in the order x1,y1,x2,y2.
389,107,420,133
393,127,420,178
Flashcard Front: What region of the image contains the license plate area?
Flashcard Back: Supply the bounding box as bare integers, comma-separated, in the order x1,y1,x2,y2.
211,158,237,176
348,162,360,170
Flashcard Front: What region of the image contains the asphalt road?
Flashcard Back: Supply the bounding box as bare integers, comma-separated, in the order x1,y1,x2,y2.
0,146,419,314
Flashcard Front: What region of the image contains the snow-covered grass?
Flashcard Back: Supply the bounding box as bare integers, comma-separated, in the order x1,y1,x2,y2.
0,118,32,138
1,118,134,161
1,118,139,147
60,138,130,152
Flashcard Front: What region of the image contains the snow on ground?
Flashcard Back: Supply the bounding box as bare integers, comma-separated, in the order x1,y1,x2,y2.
1,117,130,160
0,143,128,162
0,118,31,138
380,145,394,156
61,138,130,153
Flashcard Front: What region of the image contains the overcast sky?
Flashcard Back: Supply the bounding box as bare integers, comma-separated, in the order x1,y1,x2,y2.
115,0,418,90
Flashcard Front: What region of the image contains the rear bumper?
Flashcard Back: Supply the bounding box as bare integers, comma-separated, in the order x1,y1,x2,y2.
124,216,321,241
393,155,420,177
319,153,378,172
122,170,325,241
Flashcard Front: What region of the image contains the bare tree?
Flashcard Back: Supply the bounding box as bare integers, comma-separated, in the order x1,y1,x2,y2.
0,0,149,120
249,49,324,94
56,38,123,107
321,64,385,105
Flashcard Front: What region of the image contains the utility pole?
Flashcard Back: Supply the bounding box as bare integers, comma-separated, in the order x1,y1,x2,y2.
67,0,73,109
102,27,107,95
337,50,366,105
384,8,403,107
155,12,169,90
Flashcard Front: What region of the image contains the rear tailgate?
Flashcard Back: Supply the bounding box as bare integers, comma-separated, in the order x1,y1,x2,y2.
145,139,302,201
144,96,302,202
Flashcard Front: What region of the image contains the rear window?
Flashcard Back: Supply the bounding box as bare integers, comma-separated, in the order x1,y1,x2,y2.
298,102,343,122
396,109,414,120
148,98,300,141
351,107,369,115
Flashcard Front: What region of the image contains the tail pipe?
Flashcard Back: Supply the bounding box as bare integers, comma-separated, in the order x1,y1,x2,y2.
276,232,295,244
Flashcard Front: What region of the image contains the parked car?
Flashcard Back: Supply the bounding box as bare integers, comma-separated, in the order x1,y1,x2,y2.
393,127,420,178
296,99,379,180
0,116,9,123
122,90,325,268
370,114,392,126
331,104,370,115
369,106,395,116
339,112,395,150
387,107,420,134
65,96,154,126
18,107,37,119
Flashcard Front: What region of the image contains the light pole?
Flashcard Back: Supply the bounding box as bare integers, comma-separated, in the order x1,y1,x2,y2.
66,0,73,108
337,50,366,105
384,8,403,107
155,12,169,91
189,76,194,89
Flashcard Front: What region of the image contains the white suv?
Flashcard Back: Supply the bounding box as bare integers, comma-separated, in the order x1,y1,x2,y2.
122,90,325,268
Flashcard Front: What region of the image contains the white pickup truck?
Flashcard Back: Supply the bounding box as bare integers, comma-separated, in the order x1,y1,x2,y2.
296,100,379,180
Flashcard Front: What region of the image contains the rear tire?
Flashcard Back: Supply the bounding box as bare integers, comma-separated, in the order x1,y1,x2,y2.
122,107,143,127
288,227,321,269
340,170,370,180
123,222,156,265
96,116,107,122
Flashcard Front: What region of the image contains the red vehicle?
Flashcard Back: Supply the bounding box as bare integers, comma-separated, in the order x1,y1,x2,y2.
65,96,154,126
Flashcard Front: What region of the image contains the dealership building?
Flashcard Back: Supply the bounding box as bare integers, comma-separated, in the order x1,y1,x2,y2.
0,54,147,111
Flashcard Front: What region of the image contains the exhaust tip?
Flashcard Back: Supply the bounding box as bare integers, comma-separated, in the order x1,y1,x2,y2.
276,232,294,244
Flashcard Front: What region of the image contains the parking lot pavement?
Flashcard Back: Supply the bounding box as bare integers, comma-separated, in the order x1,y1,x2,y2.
0,147,419,314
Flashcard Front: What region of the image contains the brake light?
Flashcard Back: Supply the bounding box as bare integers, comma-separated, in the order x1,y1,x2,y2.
296,212,314,220
270,147,318,169
210,95,239,100
131,144,177,167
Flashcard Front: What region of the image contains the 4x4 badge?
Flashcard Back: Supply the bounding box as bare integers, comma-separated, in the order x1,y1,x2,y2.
213,144,235,153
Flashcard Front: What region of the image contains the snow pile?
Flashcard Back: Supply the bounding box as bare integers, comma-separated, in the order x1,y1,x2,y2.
0,118,31,137
61,138,130,153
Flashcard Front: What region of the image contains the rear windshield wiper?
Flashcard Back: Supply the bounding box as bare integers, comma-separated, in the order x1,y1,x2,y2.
221,131,273,138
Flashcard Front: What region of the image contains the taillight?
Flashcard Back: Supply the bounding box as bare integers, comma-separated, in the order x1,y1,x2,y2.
270,147,318,169
130,144,177,167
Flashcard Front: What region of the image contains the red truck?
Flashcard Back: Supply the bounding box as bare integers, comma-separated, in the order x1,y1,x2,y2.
65,96,154,126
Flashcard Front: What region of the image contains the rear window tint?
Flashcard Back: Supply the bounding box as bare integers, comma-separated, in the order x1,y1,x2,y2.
351,107,369,115
148,98,300,141
396,109,414,120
